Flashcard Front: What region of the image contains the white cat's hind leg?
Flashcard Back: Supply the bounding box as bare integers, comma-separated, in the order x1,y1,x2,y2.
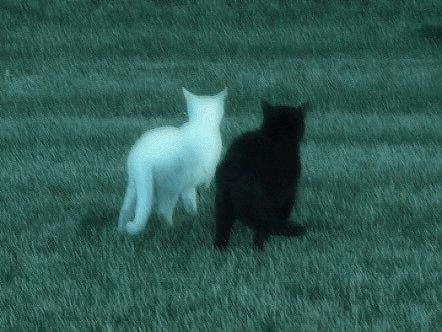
125,166,154,235
181,187,197,214
157,188,179,226
118,177,137,232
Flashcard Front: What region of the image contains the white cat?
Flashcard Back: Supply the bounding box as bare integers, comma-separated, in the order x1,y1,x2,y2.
118,87,227,235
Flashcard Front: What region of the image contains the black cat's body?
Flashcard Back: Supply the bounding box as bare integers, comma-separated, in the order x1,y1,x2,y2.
214,101,310,250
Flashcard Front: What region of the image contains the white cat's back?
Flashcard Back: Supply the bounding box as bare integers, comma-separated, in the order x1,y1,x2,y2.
128,126,183,171
126,125,203,187
180,122,223,185
128,123,221,187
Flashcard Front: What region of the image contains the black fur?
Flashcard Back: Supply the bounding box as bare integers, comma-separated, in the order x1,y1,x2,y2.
214,100,310,250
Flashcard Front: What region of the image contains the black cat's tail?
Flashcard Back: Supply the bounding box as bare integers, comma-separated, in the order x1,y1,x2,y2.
271,221,307,237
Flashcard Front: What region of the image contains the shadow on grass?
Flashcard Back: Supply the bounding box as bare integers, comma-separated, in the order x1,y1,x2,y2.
77,205,118,243
0,245,23,285
76,203,165,251
418,24,442,44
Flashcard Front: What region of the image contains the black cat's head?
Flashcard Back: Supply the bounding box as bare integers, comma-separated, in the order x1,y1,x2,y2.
261,100,311,143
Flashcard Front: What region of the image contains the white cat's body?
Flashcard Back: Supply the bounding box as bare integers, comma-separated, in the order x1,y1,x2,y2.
118,87,227,235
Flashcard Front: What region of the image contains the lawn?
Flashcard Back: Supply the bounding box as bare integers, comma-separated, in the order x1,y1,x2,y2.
1,0,442,330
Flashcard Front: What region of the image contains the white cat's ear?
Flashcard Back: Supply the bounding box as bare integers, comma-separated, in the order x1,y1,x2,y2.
217,87,228,100
182,87,193,100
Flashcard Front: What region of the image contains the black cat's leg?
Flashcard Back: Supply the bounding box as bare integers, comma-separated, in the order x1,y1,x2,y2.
279,196,295,220
277,193,306,237
245,183,275,250
214,189,235,250
253,230,270,250
215,218,234,250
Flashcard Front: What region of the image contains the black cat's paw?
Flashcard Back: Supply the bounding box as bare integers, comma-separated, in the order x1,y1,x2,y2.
253,231,269,250
253,241,265,251
214,239,228,251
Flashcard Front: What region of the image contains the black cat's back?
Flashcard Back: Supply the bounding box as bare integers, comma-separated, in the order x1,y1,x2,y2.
216,129,300,194
215,101,310,250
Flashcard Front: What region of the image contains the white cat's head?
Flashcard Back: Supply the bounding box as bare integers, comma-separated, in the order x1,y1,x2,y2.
182,87,227,126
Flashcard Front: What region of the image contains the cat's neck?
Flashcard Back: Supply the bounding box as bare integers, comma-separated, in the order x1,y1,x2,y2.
190,115,222,129
185,120,221,132
262,130,300,145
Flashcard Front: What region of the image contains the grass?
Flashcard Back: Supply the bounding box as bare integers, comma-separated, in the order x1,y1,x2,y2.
1,0,442,330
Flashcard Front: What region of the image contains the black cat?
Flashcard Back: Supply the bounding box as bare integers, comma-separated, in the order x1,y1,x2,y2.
214,100,310,250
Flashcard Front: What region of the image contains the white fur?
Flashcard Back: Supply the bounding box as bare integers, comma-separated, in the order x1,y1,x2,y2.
118,87,227,235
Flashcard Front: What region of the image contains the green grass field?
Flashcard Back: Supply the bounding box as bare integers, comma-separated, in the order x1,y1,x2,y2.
1,0,442,330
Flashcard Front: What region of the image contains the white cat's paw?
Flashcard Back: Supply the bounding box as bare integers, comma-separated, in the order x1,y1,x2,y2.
164,215,174,226
125,221,144,235
183,199,198,214
182,188,198,214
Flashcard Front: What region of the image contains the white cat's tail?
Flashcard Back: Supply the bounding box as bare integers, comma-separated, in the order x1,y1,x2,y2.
120,163,154,235
118,173,136,232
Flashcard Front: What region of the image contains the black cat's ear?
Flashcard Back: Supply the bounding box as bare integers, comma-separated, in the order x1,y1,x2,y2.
261,100,271,111
298,101,312,113
261,100,273,123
